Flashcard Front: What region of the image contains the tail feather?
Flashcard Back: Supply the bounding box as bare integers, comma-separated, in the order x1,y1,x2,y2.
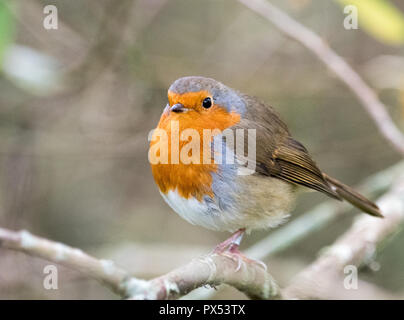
323,174,383,218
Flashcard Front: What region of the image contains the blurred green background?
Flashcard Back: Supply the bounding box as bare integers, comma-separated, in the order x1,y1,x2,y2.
0,0,403,299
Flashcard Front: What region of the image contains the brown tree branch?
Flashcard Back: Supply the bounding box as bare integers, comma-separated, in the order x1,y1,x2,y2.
126,254,280,300
0,228,132,296
237,0,404,156
0,228,280,299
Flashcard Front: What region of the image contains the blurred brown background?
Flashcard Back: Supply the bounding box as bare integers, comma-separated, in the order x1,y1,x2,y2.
0,0,403,299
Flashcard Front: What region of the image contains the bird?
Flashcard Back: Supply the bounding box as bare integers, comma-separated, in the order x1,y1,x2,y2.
149,76,382,264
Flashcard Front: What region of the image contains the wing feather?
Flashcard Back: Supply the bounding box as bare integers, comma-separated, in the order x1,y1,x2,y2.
236,95,341,200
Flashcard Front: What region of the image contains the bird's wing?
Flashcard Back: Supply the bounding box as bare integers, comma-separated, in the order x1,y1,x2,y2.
234,95,341,200
259,136,341,199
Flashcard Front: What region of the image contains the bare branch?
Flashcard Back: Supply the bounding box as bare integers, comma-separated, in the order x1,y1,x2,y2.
284,176,404,299
126,254,280,300
237,0,404,156
0,228,280,300
0,228,132,296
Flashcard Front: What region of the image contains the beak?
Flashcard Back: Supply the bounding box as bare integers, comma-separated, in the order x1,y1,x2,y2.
170,103,187,113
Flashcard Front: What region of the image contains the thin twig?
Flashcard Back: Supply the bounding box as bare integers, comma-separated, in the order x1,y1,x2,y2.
237,0,404,156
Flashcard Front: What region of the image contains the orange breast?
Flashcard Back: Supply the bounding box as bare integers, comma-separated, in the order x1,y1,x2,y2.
150,94,240,201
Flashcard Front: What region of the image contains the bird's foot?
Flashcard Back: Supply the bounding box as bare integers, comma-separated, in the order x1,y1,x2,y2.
212,228,246,254
212,228,267,272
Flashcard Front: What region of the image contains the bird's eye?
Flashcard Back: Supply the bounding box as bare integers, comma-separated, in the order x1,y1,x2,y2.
202,97,212,109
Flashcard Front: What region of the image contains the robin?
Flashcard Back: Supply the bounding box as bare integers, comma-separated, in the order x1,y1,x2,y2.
149,76,382,263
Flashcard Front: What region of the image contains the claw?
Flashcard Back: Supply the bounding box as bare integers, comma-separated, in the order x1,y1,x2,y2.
254,259,267,271
221,251,244,272
235,257,243,272
229,244,267,271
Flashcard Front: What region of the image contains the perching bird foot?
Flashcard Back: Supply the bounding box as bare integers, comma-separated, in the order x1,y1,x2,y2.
212,228,267,272
212,228,246,254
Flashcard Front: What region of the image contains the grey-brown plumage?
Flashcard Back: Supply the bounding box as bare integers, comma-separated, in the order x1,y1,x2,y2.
236,93,382,217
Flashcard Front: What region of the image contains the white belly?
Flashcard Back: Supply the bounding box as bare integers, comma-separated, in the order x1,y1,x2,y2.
160,174,296,233
160,189,235,231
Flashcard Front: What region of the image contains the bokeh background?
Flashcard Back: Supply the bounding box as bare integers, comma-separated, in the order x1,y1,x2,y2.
0,0,404,299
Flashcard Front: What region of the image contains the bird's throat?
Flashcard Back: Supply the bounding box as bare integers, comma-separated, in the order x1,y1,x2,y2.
150,105,240,201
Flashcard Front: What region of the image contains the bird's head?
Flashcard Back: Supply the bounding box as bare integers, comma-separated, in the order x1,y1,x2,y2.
159,77,245,130
150,77,246,199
